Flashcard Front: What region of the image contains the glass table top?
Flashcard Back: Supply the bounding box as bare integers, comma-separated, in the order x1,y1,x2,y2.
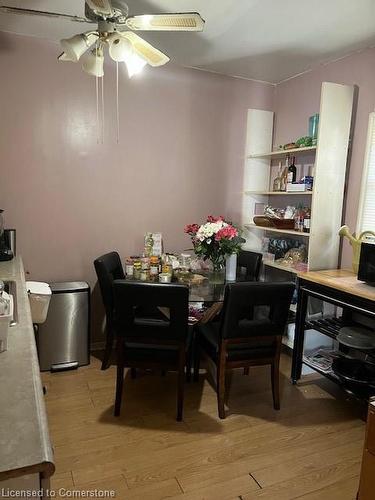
125,272,249,303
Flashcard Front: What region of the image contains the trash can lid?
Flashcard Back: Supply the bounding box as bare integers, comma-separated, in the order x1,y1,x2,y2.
26,281,52,296
49,282,90,293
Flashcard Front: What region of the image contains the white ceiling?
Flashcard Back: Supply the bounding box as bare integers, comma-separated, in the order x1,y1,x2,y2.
1,0,375,83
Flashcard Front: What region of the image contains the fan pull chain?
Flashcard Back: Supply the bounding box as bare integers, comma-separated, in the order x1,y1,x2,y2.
95,42,100,144
116,62,120,144
101,70,105,144
95,73,100,145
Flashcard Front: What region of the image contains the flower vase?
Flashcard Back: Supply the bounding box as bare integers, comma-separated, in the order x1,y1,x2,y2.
225,253,237,281
209,263,225,284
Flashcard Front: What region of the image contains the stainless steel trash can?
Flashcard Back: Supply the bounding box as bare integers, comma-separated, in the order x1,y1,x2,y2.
37,282,90,372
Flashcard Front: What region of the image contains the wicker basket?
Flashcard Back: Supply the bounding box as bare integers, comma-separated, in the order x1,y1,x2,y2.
253,216,295,230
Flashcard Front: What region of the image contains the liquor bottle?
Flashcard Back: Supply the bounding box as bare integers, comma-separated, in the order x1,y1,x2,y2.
280,166,288,191
287,156,297,183
294,204,304,232
303,209,311,233
272,162,282,191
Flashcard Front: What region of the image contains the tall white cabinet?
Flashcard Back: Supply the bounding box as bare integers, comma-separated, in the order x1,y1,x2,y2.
241,82,354,275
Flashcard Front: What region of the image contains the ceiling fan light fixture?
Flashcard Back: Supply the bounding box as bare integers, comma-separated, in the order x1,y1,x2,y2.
58,52,74,62
125,52,147,78
82,47,104,77
108,33,133,62
60,32,98,62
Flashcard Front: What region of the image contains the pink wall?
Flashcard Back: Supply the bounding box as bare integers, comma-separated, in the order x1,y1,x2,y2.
274,47,375,266
0,33,274,341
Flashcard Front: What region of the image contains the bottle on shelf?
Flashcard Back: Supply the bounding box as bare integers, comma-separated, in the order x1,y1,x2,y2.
303,209,311,233
287,155,297,183
280,165,288,191
272,161,282,191
294,204,304,232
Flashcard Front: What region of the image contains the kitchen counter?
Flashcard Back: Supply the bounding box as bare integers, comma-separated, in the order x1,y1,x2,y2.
0,256,54,481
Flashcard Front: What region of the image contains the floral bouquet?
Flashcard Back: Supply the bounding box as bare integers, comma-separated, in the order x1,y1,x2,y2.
184,215,245,272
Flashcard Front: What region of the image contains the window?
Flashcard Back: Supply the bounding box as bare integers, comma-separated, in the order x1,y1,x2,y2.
357,112,375,237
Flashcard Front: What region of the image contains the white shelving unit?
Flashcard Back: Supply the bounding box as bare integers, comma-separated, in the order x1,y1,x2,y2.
244,223,311,238
241,82,354,275
248,146,317,159
244,191,313,196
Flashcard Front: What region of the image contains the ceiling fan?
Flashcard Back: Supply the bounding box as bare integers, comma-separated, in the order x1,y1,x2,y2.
0,1,205,77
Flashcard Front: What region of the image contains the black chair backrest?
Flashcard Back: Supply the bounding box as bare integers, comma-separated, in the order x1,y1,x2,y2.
237,250,262,281
94,252,125,320
113,281,189,342
220,282,295,340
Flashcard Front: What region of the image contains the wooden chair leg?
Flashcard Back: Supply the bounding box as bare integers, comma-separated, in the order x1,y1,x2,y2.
243,367,250,375
217,344,227,419
101,326,113,371
130,367,137,379
177,348,185,421
114,338,125,416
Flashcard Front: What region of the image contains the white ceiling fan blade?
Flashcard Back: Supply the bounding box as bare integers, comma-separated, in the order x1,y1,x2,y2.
125,13,205,32
0,6,90,23
85,0,114,17
121,32,170,67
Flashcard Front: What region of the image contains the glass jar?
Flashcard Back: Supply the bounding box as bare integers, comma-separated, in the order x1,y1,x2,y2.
133,259,142,280
150,256,160,277
125,258,134,278
141,257,150,270
140,269,150,281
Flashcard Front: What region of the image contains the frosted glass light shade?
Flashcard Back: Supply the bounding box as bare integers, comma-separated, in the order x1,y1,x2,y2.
125,52,147,78
58,52,74,62
108,33,133,62
61,32,98,62
82,48,104,77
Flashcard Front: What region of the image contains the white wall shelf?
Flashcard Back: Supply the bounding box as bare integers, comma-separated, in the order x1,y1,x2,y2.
247,146,316,159
245,223,310,238
242,82,354,273
244,191,313,196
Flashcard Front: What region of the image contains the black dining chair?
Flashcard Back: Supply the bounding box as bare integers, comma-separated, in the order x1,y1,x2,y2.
237,250,262,281
113,281,190,421
193,281,294,419
94,251,125,370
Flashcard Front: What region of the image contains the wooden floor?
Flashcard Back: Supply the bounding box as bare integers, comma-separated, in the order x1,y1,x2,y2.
41,353,366,500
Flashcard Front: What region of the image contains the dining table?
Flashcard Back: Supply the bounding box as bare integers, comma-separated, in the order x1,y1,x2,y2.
126,271,250,324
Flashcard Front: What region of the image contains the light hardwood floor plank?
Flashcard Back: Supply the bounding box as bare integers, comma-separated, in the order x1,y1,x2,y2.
42,354,365,500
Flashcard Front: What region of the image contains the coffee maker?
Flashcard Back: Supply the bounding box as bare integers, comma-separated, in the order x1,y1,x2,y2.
0,210,15,261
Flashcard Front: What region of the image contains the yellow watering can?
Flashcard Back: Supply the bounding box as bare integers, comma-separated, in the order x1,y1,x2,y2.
339,225,375,273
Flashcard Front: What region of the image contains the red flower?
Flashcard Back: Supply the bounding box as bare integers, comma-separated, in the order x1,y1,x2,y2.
184,223,200,235
215,225,238,241
207,215,225,223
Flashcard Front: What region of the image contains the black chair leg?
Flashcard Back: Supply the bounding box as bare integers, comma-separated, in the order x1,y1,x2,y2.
114,339,124,416
186,351,192,382
193,338,200,382
271,361,280,410
101,327,113,371
177,349,185,421
217,370,226,419
217,344,227,419
243,367,250,376
161,370,167,377
130,367,137,379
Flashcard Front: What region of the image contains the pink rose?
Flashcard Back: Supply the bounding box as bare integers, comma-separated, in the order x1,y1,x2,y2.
184,223,200,235
207,215,225,223
215,225,238,241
